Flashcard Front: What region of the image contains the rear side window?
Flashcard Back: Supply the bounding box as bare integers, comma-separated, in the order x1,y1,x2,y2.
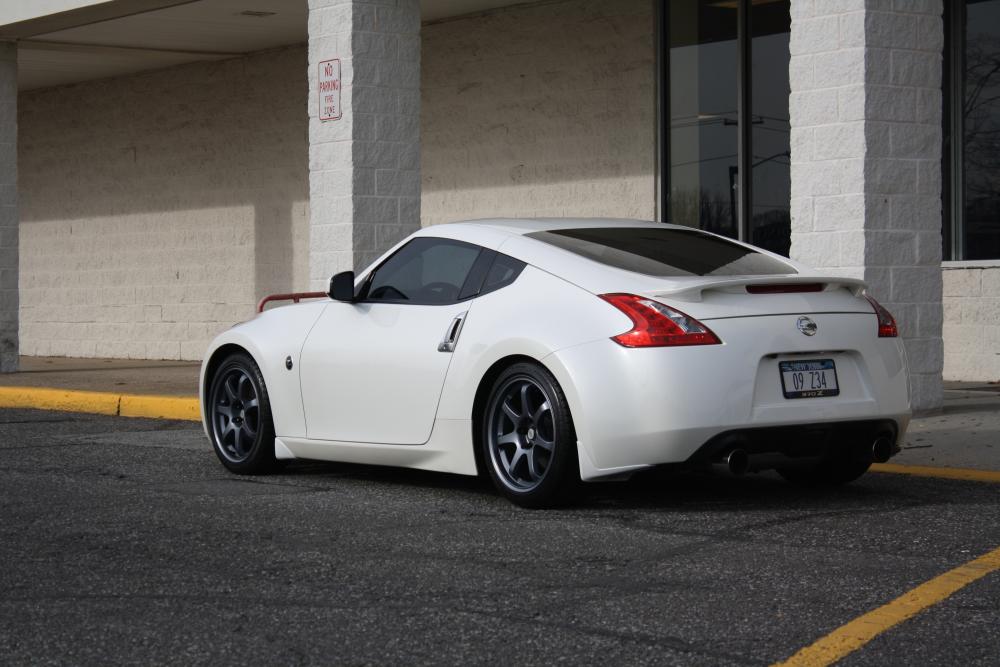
526,227,796,277
481,253,526,295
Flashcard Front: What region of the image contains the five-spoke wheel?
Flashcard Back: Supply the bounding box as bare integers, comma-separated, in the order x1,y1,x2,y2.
482,362,577,508
207,352,277,474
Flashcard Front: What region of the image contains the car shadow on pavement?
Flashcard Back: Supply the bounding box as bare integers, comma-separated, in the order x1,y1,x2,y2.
274,458,922,514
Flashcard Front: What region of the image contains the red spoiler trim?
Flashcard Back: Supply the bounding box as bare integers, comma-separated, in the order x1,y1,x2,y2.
257,291,328,313
746,283,824,294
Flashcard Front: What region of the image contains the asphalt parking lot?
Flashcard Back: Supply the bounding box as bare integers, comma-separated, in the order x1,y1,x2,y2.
1,408,997,666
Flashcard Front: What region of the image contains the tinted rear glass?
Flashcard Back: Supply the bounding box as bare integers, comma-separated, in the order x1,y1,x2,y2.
526,227,796,277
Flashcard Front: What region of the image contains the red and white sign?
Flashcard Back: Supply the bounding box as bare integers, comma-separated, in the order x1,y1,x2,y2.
318,59,342,121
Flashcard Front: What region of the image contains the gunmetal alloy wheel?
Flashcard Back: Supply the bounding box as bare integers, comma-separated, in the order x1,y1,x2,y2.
487,375,558,493
211,367,261,463
207,352,277,474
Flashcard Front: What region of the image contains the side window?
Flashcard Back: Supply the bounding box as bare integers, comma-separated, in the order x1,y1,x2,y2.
480,253,526,296
365,238,483,305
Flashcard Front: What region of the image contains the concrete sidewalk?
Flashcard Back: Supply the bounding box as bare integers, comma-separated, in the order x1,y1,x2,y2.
0,356,199,395
0,357,200,420
893,384,1000,472
0,356,997,472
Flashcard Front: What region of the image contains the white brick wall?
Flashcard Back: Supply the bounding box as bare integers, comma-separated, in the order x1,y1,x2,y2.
420,0,655,226
943,266,1000,382
18,46,310,361
789,0,944,410
308,0,421,286
17,0,654,362
0,42,15,371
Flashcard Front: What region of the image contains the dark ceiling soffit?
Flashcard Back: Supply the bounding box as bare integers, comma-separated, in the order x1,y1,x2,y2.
20,39,244,58
0,0,201,39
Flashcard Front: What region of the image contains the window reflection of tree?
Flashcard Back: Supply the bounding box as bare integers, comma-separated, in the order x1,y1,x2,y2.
670,188,732,236
964,33,1000,232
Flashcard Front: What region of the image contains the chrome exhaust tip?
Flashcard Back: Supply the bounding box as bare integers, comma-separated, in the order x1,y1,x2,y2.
713,449,750,477
872,436,893,464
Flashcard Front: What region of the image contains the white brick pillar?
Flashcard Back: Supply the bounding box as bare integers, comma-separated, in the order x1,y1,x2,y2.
789,0,944,411
0,42,16,373
307,0,421,288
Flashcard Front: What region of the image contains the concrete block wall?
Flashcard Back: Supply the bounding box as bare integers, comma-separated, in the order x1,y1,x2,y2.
789,0,944,410
420,0,656,226
18,46,310,361
943,266,1000,382
16,0,655,362
307,0,422,287
0,42,15,371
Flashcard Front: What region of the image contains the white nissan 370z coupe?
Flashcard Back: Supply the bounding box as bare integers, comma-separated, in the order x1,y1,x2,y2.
201,219,910,508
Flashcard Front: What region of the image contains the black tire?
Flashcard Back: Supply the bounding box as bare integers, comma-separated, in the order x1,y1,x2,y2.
206,352,279,475
480,362,578,508
777,456,871,486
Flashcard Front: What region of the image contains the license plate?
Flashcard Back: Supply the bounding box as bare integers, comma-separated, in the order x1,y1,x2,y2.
779,359,839,399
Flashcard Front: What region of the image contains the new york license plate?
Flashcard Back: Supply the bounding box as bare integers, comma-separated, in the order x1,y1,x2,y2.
779,359,839,399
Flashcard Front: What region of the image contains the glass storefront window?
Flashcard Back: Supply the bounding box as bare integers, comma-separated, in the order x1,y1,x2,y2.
667,0,739,239
749,1,791,256
662,0,791,256
945,0,1000,260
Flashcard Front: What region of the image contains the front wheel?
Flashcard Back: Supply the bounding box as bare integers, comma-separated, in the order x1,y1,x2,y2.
207,352,278,475
481,362,578,508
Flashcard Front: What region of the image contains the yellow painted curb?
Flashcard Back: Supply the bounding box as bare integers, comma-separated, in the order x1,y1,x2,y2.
772,545,1000,666
0,386,121,415
0,386,200,422
120,393,201,421
871,462,1000,484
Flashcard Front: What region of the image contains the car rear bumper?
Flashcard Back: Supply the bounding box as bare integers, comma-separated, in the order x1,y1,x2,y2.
544,314,911,481
684,418,901,470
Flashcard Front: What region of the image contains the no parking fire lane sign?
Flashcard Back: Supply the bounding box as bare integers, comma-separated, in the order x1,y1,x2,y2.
319,59,341,121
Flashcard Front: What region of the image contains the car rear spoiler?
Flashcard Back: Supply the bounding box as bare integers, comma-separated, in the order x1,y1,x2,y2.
647,276,868,303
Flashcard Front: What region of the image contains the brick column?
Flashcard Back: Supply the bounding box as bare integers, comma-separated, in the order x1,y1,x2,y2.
789,0,944,411
307,0,421,289
0,42,16,372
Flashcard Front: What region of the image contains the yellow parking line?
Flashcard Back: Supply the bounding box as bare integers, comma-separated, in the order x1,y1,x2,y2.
0,386,200,422
871,462,1000,484
772,545,1000,667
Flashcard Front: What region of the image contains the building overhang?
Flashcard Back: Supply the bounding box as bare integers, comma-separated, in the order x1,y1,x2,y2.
4,0,531,91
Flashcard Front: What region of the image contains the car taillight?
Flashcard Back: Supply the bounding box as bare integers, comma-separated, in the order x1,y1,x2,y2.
864,295,898,338
599,293,721,347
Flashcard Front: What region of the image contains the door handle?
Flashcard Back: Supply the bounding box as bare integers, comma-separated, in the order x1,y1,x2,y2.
438,312,467,353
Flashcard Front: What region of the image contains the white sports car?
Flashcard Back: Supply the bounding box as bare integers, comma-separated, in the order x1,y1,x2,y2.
201,219,910,507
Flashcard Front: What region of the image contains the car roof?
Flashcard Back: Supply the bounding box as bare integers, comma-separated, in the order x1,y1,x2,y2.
433,217,678,236
410,217,696,253
404,217,811,297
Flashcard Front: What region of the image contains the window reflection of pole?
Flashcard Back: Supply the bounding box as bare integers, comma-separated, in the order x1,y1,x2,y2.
669,113,766,128
752,151,791,168
729,165,738,237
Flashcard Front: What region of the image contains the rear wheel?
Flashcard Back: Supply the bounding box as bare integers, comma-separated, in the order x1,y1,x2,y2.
481,362,578,508
207,352,278,475
777,455,871,485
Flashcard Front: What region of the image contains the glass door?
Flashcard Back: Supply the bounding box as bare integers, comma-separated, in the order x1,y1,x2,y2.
660,0,791,256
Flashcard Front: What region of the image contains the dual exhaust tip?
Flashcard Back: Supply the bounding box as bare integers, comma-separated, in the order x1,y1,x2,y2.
871,435,893,464
712,448,750,477
713,435,895,477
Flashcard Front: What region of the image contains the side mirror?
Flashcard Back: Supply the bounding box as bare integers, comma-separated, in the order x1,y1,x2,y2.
329,271,356,302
